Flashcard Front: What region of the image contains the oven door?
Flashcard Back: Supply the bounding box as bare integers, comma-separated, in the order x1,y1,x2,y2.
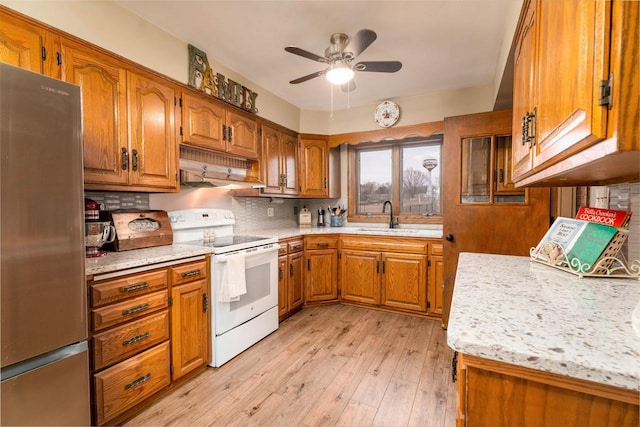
212,244,279,335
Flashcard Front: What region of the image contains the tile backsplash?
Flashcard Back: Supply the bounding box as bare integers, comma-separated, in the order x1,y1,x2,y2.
85,191,149,211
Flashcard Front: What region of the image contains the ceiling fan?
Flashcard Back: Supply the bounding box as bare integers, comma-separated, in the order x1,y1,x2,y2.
285,29,402,92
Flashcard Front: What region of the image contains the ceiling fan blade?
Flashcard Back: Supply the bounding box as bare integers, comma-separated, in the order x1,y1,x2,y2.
344,29,377,57
341,80,356,92
355,61,402,73
289,69,325,84
284,46,329,63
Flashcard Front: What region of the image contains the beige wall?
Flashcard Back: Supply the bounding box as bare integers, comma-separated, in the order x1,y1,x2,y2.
5,1,508,136
301,84,495,135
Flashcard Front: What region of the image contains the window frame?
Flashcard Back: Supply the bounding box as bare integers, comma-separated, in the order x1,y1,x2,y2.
347,136,443,225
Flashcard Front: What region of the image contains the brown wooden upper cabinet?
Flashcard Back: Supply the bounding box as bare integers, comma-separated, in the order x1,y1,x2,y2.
0,9,60,78
60,38,178,191
261,124,298,195
0,7,179,192
299,135,332,197
512,0,639,186
180,89,259,160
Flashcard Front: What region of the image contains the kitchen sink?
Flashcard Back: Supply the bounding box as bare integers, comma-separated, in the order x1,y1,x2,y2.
356,228,419,234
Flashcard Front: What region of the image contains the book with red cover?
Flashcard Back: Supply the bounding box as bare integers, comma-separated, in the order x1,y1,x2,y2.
575,206,632,228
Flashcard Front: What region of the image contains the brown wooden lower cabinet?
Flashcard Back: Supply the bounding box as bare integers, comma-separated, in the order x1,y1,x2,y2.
278,237,304,321
456,353,639,427
88,255,210,425
304,235,339,303
93,341,171,426
428,243,443,316
339,235,441,316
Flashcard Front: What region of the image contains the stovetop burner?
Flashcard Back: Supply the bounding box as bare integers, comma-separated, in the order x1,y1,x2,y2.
203,235,274,248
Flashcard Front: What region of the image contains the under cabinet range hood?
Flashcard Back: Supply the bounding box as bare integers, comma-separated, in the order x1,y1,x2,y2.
180,158,265,188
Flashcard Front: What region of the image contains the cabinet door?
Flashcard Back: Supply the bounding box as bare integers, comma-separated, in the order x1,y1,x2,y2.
60,39,129,187
277,256,288,320
171,279,209,380
381,253,427,312
181,91,226,152
299,137,328,197
304,250,338,303
0,11,59,77
511,0,536,180
428,255,443,316
281,133,299,195
128,71,178,189
261,125,283,194
340,249,381,305
533,0,610,168
226,110,258,159
288,252,304,311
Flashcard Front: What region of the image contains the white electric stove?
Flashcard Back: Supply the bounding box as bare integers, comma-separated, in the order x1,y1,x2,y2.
169,209,279,367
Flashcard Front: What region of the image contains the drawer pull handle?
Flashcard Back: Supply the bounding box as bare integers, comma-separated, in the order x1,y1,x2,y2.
122,332,150,346
125,373,151,390
181,269,201,278
316,242,329,248
291,245,302,250
122,303,150,316
121,282,149,293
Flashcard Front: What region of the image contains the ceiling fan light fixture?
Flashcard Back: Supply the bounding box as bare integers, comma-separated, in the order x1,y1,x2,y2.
325,63,354,85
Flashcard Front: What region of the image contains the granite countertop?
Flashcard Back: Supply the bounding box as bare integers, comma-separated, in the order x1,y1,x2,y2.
247,225,443,239
86,226,442,276
447,252,640,391
85,244,213,276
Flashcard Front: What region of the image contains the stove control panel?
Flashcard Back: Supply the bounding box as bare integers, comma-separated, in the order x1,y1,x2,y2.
168,208,235,229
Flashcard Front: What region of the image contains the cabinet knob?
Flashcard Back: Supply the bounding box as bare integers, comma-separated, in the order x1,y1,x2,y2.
445,234,454,242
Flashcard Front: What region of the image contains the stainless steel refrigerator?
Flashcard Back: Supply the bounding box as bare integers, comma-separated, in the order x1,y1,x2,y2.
0,63,90,425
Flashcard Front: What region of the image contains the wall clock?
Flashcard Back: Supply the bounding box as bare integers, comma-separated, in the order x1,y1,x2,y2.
374,100,400,128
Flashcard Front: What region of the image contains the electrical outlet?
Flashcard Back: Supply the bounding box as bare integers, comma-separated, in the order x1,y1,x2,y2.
267,207,274,217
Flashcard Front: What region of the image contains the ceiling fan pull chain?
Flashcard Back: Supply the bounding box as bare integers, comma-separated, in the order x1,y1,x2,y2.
330,83,334,119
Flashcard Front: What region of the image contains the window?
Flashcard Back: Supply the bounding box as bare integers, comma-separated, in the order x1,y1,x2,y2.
349,134,443,224
460,134,525,204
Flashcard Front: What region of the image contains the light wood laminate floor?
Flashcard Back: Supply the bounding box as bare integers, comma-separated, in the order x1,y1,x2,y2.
124,305,458,427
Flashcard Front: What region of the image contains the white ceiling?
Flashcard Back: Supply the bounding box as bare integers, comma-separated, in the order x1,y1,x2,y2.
116,0,515,112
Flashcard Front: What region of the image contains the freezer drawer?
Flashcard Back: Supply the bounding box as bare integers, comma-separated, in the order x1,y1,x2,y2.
1,345,90,426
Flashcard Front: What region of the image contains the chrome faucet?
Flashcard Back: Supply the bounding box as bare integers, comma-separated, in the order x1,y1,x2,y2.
382,200,399,229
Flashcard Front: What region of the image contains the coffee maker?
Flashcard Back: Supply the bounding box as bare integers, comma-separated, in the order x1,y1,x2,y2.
317,209,326,226
84,198,115,257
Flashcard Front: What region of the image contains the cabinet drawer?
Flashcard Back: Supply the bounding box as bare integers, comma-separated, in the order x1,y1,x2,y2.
340,235,428,254
92,310,170,371
305,235,338,250
91,270,168,307
170,260,208,286
430,243,443,256
278,244,288,256
92,290,168,332
287,239,304,253
93,341,170,425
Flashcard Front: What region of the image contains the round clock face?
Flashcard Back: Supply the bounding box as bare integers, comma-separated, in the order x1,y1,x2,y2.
374,101,400,128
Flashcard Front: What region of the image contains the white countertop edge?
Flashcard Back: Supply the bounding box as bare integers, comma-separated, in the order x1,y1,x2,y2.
447,252,640,392
447,335,639,391
245,225,443,239
85,243,214,276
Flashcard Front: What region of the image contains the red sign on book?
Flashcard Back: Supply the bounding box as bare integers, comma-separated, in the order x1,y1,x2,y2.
575,206,632,228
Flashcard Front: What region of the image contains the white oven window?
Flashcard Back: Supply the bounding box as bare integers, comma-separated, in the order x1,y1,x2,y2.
229,263,270,311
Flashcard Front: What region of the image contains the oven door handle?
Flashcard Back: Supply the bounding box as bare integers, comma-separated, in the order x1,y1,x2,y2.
213,244,280,263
